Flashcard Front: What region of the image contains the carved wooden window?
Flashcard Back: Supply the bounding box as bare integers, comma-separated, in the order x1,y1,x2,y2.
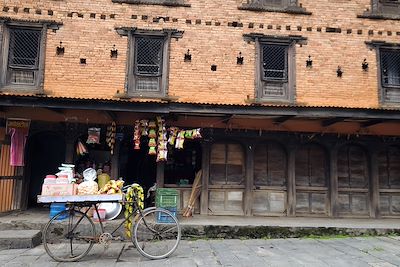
257,41,295,102
112,0,190,7
239,0,309,14
374,0,400,15
379,48,400,103
0,25,46,91
210,143,245,185
254,142,286,187
132,36,165,94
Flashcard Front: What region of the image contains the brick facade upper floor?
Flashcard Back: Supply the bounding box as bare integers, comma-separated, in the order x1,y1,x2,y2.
0,0,399,109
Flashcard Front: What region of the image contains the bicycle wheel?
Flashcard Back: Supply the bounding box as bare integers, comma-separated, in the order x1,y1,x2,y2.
133,208,181,260
43,208,95,262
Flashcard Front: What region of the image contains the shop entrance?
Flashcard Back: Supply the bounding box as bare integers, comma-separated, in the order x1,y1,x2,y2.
25,132,66,207
119,136,157,205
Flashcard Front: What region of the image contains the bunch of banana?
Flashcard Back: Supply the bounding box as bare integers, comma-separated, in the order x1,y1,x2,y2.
106,122,116,155
124,183,144,238
98,180,124,194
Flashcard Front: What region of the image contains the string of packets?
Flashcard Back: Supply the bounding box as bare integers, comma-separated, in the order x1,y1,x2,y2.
133,116,202,161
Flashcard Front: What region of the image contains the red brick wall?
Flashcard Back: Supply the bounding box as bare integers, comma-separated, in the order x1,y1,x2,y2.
1,0,399,108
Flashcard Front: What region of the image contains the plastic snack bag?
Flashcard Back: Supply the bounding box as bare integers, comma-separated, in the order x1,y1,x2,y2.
87,127,101,144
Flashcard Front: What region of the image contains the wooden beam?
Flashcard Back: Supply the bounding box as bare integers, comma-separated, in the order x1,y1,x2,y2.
221,115,233,124
273,115,295,124
104,111,117,121
360,119,386,128
321,117,345,127
4,94,400,120
45,107,64,115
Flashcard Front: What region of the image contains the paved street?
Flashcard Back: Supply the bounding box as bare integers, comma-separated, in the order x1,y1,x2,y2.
1,236,400,267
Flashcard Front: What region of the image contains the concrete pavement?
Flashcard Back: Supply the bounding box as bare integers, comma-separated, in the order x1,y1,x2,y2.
2,236,400,267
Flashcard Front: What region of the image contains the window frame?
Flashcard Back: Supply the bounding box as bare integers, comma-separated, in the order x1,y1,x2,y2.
127,31,170,98
377,46,400,104
112,0,190,7
0,22,47,92
239,0,311,15
255,38,296,103
359,0,400,20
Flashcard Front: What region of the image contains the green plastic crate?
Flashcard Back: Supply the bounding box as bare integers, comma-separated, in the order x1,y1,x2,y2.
156,188,179,196
156,188,179,208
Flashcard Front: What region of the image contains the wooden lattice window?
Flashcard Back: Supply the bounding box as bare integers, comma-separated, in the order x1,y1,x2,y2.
210,143,245,185
0,25,45,91
254,142,286,187
256,39,295,102
376,0,400,15
378,48,400,103
133,36,164,93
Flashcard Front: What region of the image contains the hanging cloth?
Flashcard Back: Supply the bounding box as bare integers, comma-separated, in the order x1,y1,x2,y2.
8,127,29,166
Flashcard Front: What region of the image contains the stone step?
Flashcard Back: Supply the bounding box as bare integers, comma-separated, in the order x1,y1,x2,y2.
0,230,41,249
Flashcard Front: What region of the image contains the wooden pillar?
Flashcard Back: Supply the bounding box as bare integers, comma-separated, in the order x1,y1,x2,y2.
64,122,79,164
111,140,120,180
65,141,75,164
200,142,210,215
156,162,165,188
329,144,339,217
369,145,380,218
287,145,296,216
244,143,254,216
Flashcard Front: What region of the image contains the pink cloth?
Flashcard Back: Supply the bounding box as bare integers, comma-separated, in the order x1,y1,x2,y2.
8,127,28,166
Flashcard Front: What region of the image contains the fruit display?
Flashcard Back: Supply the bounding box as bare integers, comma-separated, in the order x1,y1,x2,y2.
124,184,144,238
98,180,124,194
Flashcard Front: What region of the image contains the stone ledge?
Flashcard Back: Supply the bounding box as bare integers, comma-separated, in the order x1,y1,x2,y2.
0,230,42,249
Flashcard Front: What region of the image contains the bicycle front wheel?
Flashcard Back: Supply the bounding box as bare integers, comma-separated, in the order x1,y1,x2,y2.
133,208,181,260
43,209,95,262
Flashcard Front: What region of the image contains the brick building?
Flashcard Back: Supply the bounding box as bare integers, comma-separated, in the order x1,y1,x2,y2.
0,0,400,218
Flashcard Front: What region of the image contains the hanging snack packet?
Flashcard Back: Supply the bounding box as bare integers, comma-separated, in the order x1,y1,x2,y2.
87,127,101,144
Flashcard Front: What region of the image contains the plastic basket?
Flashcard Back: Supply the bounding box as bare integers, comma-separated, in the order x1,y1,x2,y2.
156,207,177,223
156,188,179,196
156,194,179,208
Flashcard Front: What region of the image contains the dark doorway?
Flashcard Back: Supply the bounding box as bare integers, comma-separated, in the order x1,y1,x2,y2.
25,132,66,207
119,136,157,197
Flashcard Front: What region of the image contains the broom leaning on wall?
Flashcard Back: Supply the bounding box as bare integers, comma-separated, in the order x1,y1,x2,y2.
183,170,202,217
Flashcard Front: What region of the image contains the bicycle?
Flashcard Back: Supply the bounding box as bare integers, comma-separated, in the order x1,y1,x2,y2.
40,185,181,262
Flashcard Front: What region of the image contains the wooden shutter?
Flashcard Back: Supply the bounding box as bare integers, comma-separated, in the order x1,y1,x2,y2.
378,146,400,189
210,143,245,185
254,142,286,187
295,144,327,187
337,145,368,189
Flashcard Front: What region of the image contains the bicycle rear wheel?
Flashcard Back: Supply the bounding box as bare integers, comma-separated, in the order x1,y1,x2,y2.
43,209,95,262
133,208,181,260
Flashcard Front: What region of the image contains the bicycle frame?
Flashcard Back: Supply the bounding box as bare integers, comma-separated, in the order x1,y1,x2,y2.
64,192,157,241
